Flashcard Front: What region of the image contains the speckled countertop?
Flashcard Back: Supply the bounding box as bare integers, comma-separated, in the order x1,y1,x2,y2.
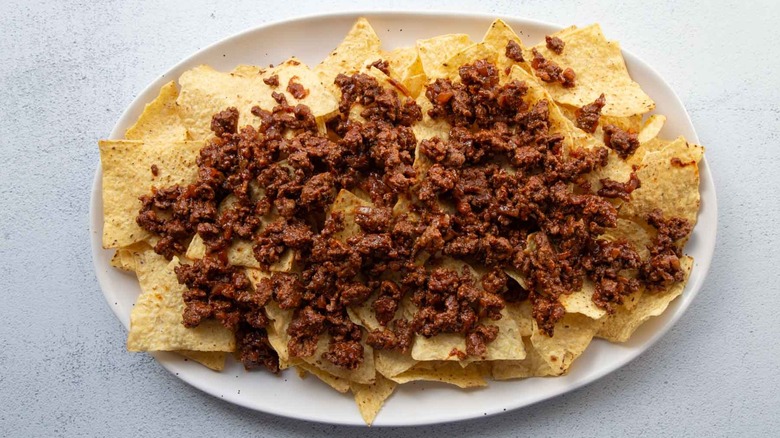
1,0,779,436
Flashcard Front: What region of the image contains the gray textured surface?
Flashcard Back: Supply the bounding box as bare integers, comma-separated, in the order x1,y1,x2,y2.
1,0,779,436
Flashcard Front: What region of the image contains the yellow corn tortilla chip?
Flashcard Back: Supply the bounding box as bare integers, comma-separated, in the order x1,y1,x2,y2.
433,43,499,81
185,235,294,272
585,149,635,194
507,65,577,152
295,363,351,393
110,241,152,272
177,59,338,139
127,251,235,352
598,256,692,342
411,93,450,184
374,350,418,378
245,271,297,369
383,46,426,98
229,64,264,77
389,361,487,388
346,295,419,378
531,312,603,375
506,300,534,337
303,335,376,385
411,307,525,362
482,19,530,78
416,33,474,79
315,18,382,95
491,337,556,379
177,350,227,371
186,235,254,266
558,112,637,196
183,193,294,271
410,259,525,362
261,276,376,384
602,218,654,260
350,374,397,426
620,136,703,224
638,114,667,143
559,281,608,320
125,81,188,142
110,251,128,271
329,189,373,242
262,301,294,367
99,140,202,248
558,104,642,145
531,24,654,117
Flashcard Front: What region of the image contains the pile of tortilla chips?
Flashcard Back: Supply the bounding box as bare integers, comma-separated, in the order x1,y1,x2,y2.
99,18,704,425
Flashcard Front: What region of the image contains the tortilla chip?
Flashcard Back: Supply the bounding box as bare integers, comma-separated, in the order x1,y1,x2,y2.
412,278,524,363
185,235,294,272
409,259,524,362
416,34,473,79
125,81,188,142
177,350,227,371
389,361,487,388
506,300,533,337
185,194,292,271
491,337,556,379
482,19,530,78
229,64,264,77
559,281,608,320
303,335,376,385
329,189,373,242
434,43,499,80
99,140,202,248
383,46,426,98
412,94,449,184
177,60,338,139
110,251,127,271
110,242,152,272
602,218,654,260
246,273,298,369
598,256,692,342
620,137,704,224
350,374,397,426
296,363,351,393
127,251,235,352
507,65,577,151
531,24,654,117
559,104,642,145
374,350,418,378
263,301,293,367
531,312,603,375
638,114,667,143
186,235,252,266
315,18,382,95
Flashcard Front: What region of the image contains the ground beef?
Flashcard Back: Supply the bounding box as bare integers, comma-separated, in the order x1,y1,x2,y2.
531,49,575,88
322,340,363,370
640,209,692,290
263,74,279,87
287,76,309,99
545,35,565,54
366,318,414,354
505,40,524,62
598,172,641,201
134,54,695,372
368,59,390,75
603,124,640,159
582,239,642,312
466,324,499,357
576,94,606,133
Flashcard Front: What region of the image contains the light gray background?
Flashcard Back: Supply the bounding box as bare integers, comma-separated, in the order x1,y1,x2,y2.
1,0,778,436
